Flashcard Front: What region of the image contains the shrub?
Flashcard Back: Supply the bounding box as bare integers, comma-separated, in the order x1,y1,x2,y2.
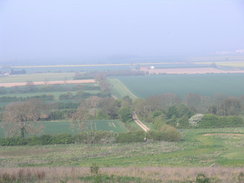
148,125,181,142
238,172,244,183
90,164,100,175
51,134,75,144
198,114,244,128
75,131,117,144
0,137,28,146
195,173,210,183
116,131,145,143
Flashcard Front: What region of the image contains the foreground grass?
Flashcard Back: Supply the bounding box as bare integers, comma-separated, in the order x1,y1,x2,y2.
0,128,244,168
0,167,244,183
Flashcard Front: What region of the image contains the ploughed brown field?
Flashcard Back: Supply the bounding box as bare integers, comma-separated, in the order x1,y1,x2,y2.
0,79,96,88
140,67,244,74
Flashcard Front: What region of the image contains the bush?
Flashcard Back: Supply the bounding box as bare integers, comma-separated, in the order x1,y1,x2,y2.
198,114,244,128
196,173,210,183
0,137,28,146
51,134,75,144
238,172,244,183
90,164,100,175
148,125,181,142
116,131,145,143
75,131,117,144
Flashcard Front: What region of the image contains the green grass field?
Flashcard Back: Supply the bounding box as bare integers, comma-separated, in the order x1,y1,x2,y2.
0,128,243,168
115,74,244,97
86,120,128,132
0,120,127,138
0,72,75,83
109,78,138,100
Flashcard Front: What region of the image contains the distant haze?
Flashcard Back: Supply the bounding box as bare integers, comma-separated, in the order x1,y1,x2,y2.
0,0,244,65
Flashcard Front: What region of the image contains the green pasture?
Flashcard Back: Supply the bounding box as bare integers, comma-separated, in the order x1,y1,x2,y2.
109,78,138,100
114,74,244,97
86,120,128,132
0,128,243,167
0,120,127,138
0,72,75,83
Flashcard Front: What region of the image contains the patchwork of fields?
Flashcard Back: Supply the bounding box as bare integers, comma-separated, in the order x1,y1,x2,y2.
1,68,244,182
114,74,244,97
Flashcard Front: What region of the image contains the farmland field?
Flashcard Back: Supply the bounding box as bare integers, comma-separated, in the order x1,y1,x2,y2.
0,120,127,138
114,74,244,97
86,120,128,132
109,78,138,100
0,128,243,168
196,61,244,68
0,79,96,87
0,72,75,83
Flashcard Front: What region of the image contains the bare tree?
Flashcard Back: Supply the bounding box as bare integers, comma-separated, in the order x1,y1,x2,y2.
1,99,46,137
95,73,110,92
72,103,90,130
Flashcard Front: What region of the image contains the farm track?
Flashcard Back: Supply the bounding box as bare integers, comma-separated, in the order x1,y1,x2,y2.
0,79,96,88
132,113,150,132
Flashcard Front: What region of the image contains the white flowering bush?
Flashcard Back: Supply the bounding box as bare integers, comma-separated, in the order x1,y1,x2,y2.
188,114,204,127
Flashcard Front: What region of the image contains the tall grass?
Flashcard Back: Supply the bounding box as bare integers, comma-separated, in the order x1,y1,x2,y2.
0,167,243,183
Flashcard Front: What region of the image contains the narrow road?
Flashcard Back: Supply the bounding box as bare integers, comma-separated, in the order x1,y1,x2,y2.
132,112,150,132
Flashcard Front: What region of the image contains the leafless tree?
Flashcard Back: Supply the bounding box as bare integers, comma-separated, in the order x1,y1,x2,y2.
1,99,46,137
72,103,90,130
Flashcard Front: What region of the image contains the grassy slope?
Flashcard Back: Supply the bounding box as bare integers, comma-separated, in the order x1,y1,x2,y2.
0,128,243,167
115,74,244,97
109,78,138,100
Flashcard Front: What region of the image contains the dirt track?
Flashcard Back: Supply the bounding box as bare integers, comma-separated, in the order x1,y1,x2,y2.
0,79,96,88
132,112,150,132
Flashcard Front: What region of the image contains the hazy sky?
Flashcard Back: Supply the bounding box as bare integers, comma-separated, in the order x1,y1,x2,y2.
0,0,244,65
